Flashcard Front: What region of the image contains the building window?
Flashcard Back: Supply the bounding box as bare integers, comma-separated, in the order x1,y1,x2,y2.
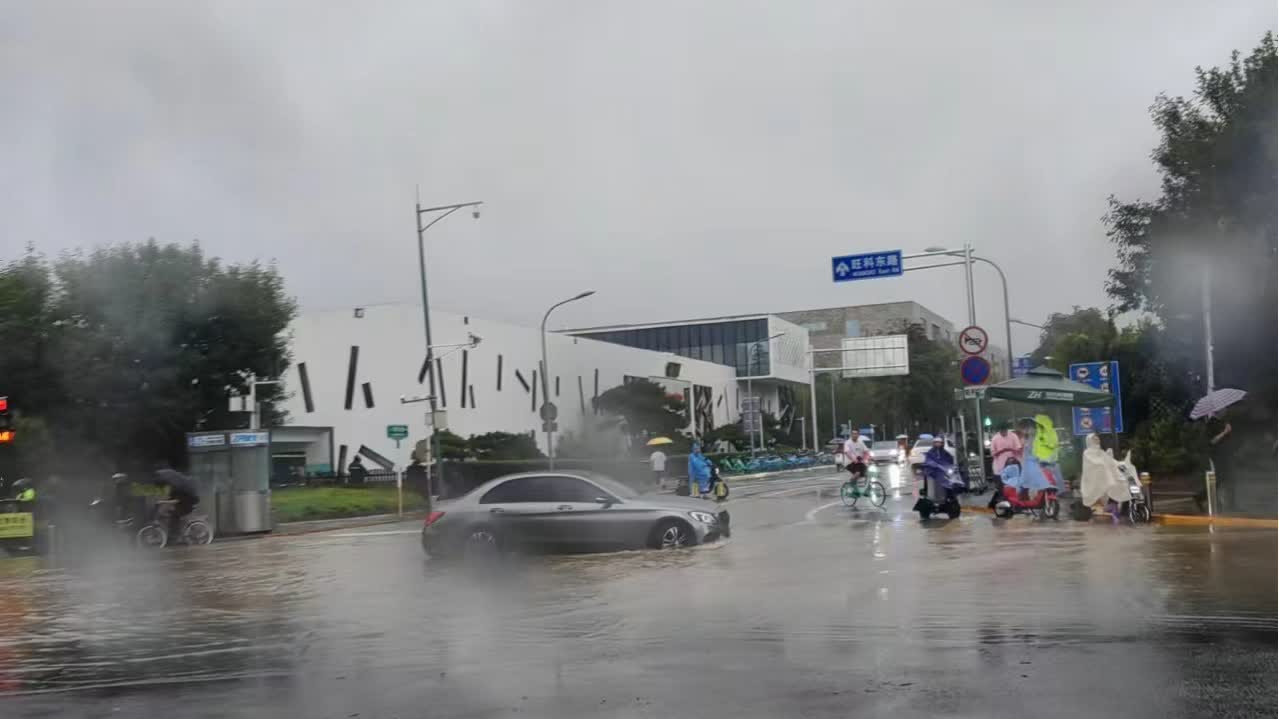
931,323,941,340
800,320,827,333
845,320,861,337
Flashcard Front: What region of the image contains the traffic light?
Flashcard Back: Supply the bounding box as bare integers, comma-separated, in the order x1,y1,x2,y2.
983,416,992,428
0,396,12,443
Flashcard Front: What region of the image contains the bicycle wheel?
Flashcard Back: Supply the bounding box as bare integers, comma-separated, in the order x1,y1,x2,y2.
839,482,857,507
184,520,214,546
867,481,887,508
136,523,167,549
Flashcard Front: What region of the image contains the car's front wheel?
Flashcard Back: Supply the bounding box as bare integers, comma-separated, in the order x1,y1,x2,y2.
649,519,694,550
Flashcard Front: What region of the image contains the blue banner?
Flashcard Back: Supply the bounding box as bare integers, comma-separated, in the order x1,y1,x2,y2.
1069,361,1123,435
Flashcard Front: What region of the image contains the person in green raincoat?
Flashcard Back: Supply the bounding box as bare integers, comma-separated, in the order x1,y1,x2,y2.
1032,414,1064,489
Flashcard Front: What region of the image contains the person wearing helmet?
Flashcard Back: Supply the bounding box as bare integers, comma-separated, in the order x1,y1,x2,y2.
110,473,139,523
10,478,34,503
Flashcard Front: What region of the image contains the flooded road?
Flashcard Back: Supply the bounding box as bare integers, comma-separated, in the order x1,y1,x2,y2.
2,473,1275,718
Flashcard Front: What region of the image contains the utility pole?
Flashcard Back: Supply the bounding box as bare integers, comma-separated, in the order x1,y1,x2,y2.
415,196,483,503
1202,264,1215,393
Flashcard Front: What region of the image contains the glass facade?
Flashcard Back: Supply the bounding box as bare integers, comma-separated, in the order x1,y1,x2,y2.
578,318,770,376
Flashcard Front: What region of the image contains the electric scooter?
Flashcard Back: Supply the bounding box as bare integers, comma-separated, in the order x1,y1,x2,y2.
993,460,1060,520
913,458,963,520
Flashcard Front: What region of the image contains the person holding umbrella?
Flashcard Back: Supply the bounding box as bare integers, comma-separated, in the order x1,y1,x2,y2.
646,436,672,489
1190,388,1247,513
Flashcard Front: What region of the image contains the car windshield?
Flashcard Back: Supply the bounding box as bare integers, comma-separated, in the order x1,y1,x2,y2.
913,439,933,449
872,441,897,450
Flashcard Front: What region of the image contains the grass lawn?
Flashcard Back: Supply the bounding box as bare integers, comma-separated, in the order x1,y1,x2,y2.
271,485,426,523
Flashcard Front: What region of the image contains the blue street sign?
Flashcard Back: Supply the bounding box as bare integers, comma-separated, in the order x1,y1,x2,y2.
831,250,903,282
1069,361,1124,435
1013,355,1032,378
960,355,991,385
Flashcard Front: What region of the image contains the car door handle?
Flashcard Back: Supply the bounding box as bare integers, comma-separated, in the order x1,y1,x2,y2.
489,508,505,514
556,505,574,511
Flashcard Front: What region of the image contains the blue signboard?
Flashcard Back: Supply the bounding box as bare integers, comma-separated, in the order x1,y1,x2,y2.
831,250,903,282
1013,355,1032,378
1069,361,1123,435
187,433,225,448
960,355,991,385
230,431,270,447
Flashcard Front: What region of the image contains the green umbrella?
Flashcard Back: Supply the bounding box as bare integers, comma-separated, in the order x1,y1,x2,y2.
984,366,1113,407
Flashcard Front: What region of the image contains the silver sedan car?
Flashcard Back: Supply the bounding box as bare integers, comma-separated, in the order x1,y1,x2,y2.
421,471,729,557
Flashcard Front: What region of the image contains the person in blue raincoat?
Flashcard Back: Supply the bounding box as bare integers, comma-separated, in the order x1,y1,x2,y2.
921,436,959,497
688,443,713,499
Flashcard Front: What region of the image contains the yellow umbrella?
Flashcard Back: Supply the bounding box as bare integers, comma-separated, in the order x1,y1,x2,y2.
646,437,674,446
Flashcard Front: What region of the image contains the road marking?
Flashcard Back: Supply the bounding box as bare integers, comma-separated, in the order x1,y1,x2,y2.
804,500,844,523
324,529,421,538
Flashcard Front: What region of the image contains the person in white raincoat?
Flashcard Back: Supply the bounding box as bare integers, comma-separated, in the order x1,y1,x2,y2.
1079,433,1128,507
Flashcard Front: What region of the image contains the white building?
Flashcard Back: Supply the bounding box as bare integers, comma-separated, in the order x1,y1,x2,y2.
272,304,749,475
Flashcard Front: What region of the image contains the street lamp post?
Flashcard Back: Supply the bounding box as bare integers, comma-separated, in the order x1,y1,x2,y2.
905,244,995,485
541,291,596,468
415,197,483,502
746,331,785,456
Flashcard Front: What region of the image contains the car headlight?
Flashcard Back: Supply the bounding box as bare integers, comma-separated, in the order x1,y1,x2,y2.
688,511,718,524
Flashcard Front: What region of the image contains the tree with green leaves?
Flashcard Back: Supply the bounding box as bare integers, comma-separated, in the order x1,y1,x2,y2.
467,431,543,460
594,378,688,443
817,322,960,439
0,240,297,475
1104,33,1276,413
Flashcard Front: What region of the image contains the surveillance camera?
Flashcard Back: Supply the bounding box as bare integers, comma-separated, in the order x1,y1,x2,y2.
399,395,407,403
472,209,481,219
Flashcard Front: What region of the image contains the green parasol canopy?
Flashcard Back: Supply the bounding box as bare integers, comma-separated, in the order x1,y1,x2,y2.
984,366,1114,407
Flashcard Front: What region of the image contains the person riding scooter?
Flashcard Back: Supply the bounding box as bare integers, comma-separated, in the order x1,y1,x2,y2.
914,436,963,519
993,445,1061,519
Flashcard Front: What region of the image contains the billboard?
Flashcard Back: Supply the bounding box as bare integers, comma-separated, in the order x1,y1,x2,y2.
1069,361,1124,435
841,335,910,378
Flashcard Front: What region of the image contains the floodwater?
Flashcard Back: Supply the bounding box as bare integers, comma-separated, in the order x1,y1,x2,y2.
1,474,1275,718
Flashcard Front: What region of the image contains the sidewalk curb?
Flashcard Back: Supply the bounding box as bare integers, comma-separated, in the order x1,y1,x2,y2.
1152,513,1277,528
959,500,1276,528
270,513,424,537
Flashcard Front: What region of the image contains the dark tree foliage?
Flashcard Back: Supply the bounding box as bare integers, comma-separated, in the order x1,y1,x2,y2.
1104,34,1276,413
0,241,296,475
594,378,688,441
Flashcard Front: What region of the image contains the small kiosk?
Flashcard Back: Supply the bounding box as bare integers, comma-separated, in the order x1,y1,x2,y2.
186,430,273,535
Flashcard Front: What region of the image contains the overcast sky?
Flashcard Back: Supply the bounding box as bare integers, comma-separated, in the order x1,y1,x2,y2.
2,2,1274,355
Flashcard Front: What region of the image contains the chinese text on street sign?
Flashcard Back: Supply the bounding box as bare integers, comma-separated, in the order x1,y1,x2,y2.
831,250,903,282
1069,361,1123,435
387,424,409,440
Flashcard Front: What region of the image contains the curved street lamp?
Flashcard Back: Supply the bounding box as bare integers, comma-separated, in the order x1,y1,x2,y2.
542,290,596,467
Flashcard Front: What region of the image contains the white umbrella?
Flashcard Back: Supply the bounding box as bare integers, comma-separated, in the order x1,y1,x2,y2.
1189,388,1247,420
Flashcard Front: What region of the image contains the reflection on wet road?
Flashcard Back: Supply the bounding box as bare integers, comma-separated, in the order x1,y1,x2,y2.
2,473,1275,718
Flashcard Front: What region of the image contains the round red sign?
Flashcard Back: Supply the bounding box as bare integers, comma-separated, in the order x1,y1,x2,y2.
958,325,988,355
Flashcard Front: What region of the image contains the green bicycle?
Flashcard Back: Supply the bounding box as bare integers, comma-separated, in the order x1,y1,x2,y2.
840,470,886,509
